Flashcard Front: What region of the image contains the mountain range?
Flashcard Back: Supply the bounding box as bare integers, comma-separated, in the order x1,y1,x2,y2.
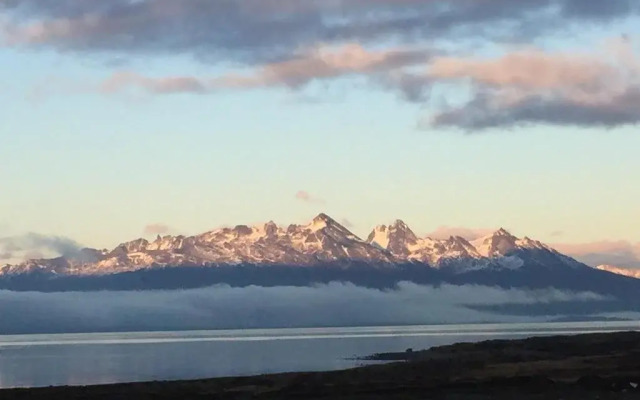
1,213,580,276
2,213,640,317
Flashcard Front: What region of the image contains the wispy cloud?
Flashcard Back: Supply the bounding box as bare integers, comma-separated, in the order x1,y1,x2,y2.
295,190,325,205
340,218,355,229
0,233,83,261
552,241,640,269
425,226,495,241
101,72,209,95
99,44,431,95
143,224,173,236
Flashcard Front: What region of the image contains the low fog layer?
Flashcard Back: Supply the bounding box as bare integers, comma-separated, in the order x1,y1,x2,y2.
0,283,614,334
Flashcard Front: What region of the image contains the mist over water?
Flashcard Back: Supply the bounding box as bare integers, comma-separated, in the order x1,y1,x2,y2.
1,322,638,389
0,283,615,334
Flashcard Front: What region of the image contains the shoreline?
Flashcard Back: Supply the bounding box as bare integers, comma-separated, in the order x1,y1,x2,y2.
2,331,640,399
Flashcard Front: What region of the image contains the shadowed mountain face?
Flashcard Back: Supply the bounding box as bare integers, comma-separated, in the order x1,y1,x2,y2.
1,213,639,303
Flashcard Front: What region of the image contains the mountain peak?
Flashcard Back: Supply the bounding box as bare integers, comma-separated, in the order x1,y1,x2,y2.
308,213,342,231
471,228,519,257
391,219,411,231
312,212,335,223
367,219,418,255
494,228,514,237
1,216,575,277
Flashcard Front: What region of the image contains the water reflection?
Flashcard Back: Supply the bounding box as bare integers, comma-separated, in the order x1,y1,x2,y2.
0,321,638,389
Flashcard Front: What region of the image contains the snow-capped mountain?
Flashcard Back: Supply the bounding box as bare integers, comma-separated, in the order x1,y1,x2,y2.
365,220,565,270
0,213,582,277
0,214,396,276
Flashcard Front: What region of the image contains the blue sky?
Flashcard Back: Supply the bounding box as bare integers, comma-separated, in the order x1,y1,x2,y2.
1,1,639,266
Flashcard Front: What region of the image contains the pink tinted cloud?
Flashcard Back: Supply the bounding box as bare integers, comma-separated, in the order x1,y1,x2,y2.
425,37,640,129
101,72,209,95
295,191,325,204
551,241,640,256
428,49,614,91
218,43,430,89
551,241,640,268
425,226,495,241
143,223,173,235
98,44,430,95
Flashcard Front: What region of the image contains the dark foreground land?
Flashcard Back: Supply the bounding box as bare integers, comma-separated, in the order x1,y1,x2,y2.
4,331,640,399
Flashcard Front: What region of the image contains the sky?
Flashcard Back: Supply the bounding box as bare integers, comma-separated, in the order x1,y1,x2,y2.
0,0,639,267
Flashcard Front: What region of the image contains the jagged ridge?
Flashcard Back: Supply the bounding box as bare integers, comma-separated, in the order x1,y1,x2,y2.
0,213,579,276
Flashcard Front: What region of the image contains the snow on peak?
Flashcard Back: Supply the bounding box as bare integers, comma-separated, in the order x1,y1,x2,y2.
367,225,391,249
391,219,411,231
309,213,334,231
494,228,514,237
471,229,519,257
0,215,572,277
367,219,418,252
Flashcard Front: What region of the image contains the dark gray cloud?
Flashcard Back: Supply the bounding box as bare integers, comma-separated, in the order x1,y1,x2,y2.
0,233,83,260
414,39,640,130
0,283,609,334
1,0,637,63
432,87,640,130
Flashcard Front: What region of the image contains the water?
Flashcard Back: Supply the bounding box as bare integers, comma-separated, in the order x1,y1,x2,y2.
0,321,638,389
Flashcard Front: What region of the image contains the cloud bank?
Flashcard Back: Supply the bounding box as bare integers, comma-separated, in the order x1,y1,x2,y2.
1,0,638,130
0,282,610,334
1,1,636,59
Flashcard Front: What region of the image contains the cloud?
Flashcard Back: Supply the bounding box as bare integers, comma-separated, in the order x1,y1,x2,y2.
0,233,83,260
425,226,494,241
99,44,431,95
1,0,637,63
2,1,639,130
552,241,640,269
93,37,640,131
422,39,640,129
295,190,325,204
0,282,610,334
143,223,173,236
340,218,355,228
101,72,209,95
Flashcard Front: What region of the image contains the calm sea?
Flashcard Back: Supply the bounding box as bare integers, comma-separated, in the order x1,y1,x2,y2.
1,321,638,389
